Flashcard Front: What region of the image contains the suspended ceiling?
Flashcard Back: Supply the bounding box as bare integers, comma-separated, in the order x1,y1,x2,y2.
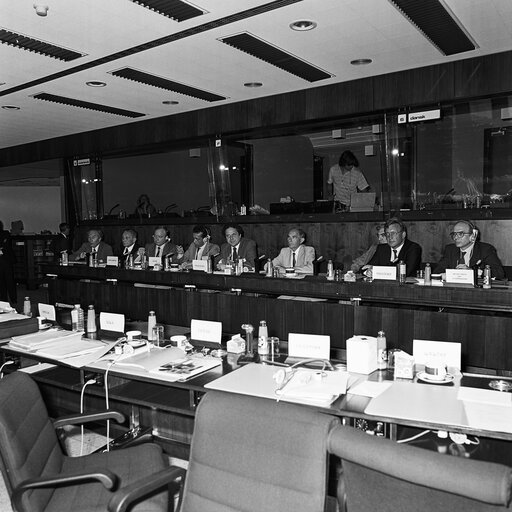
1,0,511,153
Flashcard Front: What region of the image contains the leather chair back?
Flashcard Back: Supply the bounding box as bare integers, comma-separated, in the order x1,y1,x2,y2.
181,390,338,512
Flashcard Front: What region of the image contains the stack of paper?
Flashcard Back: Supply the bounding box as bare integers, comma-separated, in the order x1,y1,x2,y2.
10,329,81,351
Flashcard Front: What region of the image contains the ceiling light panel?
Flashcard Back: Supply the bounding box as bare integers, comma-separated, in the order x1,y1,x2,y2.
0,29,84,61
32,92,145,118
130,0,206,22
388,0,476,55
109,67,226,102
220,32,332,82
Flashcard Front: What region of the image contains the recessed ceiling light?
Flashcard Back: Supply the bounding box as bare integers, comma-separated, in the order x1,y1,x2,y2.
350,59,373,66
290,20,317,31
244,82,263,88
86,80,107,87
162,100,179,105
2,105,20,110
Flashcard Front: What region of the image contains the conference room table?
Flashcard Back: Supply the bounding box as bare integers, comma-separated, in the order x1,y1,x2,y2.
44,263,512,373
2,327,512,464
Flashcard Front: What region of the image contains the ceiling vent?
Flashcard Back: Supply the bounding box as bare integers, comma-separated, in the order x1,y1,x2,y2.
220,32,331,82
130,0,205,22
388,0,477,55
110,67,226,102
0,29,84,61
32,93,145,118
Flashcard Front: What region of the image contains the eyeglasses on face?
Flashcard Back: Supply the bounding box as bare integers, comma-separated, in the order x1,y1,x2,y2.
450,231,471,240
385,230,401,238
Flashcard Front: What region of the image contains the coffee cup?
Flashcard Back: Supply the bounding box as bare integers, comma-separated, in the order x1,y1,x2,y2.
425,362,447,381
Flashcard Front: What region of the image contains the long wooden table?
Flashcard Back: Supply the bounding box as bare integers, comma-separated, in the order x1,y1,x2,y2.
45,264,512,372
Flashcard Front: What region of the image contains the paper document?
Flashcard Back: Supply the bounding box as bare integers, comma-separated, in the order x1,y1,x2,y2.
457,387,512,407
10,329,81,350
36,337,106,359
463,402,512,434
152,356,222,382
349,380,392,398
112,347,187,372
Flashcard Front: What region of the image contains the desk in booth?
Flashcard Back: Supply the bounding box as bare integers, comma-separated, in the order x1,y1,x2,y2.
45,264,512,372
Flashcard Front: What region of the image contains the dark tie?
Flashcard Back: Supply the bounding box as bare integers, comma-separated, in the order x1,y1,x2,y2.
232,247,238,261
458,251,466,265
195,248,199,259
392,249,397,263
292,252,296,267
156,246,161,258
123,248,129,256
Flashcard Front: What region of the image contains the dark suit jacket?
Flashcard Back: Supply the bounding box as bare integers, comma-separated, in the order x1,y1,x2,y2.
50,233,73,261
144,241,179,264
434,242,505,280
117,243,141,264
71,241,113,263
368,238,422,277
218,238,257,270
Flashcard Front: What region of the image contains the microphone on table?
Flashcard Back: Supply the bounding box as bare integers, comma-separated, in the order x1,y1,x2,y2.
107,203,120,216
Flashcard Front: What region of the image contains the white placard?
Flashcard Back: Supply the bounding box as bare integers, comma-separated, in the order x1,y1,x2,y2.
37,303,56,321
106,256,119,267
287,333,330,360
148,256,161,267
191,319,222,343
192,259,208,272
372,266,397,280
99,312,125,334
445,268,474,285
413,339,461,369
408,109,441,122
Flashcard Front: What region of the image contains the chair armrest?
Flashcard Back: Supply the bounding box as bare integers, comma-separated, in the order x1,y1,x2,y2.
13,468,118,512
108,466,186,512
53,410,125,428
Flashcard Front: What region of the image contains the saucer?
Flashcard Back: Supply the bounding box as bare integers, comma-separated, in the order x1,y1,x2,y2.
127,340,146,348
417,371,454,384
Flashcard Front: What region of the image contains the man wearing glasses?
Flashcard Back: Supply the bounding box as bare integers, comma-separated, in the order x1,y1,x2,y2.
350,224,386,273
433,220,505,279
365,218,422,277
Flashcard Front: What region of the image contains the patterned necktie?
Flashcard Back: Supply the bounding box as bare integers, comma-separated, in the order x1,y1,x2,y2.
392,249,397,263
458,251,466,265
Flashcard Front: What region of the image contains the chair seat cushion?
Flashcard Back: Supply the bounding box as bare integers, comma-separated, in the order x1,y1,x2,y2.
46,443,169,512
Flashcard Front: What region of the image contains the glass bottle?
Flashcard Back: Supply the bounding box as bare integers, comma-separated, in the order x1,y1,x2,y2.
398,261,406,285
327,260,334,280
424,262,431,285
258,320,269,356
87,305,97,333
377,330,387,370
71,304,84,331
23,297,31,317
147,310,156,341
483,265,491,289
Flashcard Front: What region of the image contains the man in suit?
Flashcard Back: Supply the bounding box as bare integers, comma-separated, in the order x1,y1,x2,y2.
366,218,422,277
117,229,141,266
271,228,315,274
434,220,505,280
143,226,181,266
50,222,73,262
70,229,113,264
177,225,220,270
217,223,257,271
0,220,16,304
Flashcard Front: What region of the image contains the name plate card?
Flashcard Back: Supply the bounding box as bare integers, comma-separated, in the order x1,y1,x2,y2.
148,256,161,267
287,333,330,359
100,312,125,334
192,259,208,272
38,303,56,321
372,266,397,280
191,319,222,343
413,339,461,369
106,256,119,267
445,268,474,285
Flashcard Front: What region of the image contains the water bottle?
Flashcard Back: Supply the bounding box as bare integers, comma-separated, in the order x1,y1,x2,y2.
377,330,387,370
23,297,31,317
61,251,68,266
71,304,84,331
327,260,334,280
483,265,491,289
266,258,273,277
147,310,157,341
424,262,431,285
398,261,406,285
87,305,97,333
258,320,269,356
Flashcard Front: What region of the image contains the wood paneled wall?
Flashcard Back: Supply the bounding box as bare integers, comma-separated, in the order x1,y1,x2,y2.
1,51,512,167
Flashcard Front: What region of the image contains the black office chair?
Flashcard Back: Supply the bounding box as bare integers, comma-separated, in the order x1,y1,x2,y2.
0,371,181,512
328,424,512,512
111,389,338,512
